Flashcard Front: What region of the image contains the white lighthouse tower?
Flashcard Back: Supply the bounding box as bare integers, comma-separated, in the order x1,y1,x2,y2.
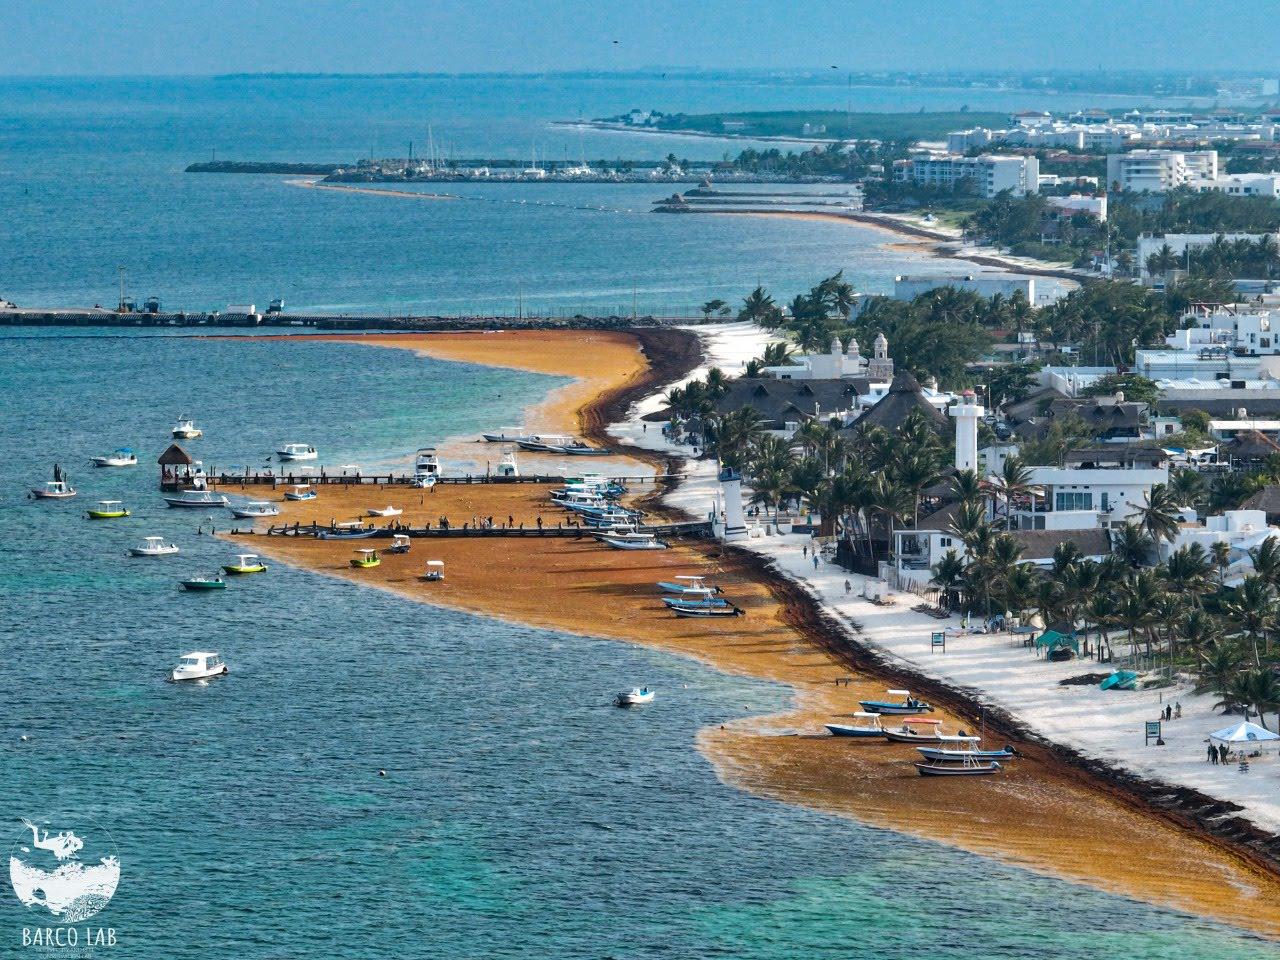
717,467,749,542
950,389,984,473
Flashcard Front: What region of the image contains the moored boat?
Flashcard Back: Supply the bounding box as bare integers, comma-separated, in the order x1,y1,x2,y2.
283,484,317,502
170,651,228,682
825,712,885,738
916,737,1016,762
366,505,403,517
229,500,281,519
481,429,535,443
86,499,130,519
318,526,378,540
222,553,268,575
129,536,179,557
31,479,76,500
90,448,137,468
180,575,226,591
671,603,744,618
422,559,445,581
601,533,668,550
915,755,1003,777
385,534,412,555
164,489,229,508
882,718,948,744
859,689,933,715
350,548,380,569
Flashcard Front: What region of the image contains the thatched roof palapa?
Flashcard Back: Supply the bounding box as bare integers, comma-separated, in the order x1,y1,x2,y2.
158,443,193,466
853,371,949,437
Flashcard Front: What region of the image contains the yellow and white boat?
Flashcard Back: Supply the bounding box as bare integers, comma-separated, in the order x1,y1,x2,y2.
350,548,380,569
222,553,268,575
86,499,130,519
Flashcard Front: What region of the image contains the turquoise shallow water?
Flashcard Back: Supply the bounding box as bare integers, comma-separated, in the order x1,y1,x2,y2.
0,330,1276,957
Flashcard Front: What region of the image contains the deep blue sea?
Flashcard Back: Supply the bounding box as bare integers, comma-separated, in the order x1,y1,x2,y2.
1,75,1276,957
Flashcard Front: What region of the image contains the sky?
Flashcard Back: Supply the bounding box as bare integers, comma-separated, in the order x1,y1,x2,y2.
0,0,1276,76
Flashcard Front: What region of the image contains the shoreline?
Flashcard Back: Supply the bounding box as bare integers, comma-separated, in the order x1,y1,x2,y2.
221,326,1280,938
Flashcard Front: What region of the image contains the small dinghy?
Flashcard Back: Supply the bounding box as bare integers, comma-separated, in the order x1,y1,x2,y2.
31,480,76,500
385,534,412,555
422,560,445,581
615,687,655,707
882,718,948,744
366,505,403,517
859,689,933,715
600,532,668,550
222,553,268,575
129,536,179,557
180,575,226,591
170,651,227,682
283,484,317,502
86,499,130,519
825,712,885,738
229,500,281,519
91,448,137,468
350,548,380,569
671,604,744,618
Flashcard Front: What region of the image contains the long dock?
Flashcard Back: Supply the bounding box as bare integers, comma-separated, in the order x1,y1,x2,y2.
250,519,714,539
205,472,675,488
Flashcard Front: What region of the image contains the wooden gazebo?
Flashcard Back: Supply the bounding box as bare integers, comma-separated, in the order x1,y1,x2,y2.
158,443,195,491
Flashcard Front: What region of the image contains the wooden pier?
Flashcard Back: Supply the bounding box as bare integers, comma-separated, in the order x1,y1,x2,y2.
250,519,714,540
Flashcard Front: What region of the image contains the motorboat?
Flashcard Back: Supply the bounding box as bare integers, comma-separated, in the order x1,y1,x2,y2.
283,484,317,502
859,689,934,715
671,603,744,618
516,434,575,453
366,505,403,517
915,755,1002,777
229,501,281,519
276,443,318,462
318,526,378,540
663,593,730,610
171,416,202,439
385,534,412,555
164,490,229,508
657,575,719,595
916,736,1016,763
223,553,268,575
496,451,519,478
414,447,441,481
826,712,885,738
31,480,76,500
350,548,380,569
882,718,948,744
600,533,668,550
180,575,226,591
129,536,179,557
481,429,535,443
548,442,611,456
422,559,445,581
90,448,137,468
615,687,655,707
86,499,130,519
170,651,228,682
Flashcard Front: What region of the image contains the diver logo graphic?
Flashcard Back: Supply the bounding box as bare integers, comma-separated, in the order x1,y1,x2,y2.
10,817,120,923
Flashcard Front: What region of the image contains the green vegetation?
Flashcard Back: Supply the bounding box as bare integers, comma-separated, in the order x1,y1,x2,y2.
1146,234,1280,280
1079,373,1161,404
648,110,1008,142
726,141,908,179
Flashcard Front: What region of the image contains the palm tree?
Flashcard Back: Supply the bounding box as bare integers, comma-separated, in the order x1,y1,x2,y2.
700,298,728,321
1135,483,1181,547
1245,669,1280,730
895,450,944,528
1162,543,1214,598
1250,537,1280,589
1168,468,1206,509
870,475,913,562
986,455,1035,528
1223,575,1274,667
1195,643,1242,700
1212,539,1232,587
949,469,987,508
931,550,966,612
1111,522,1154,568
739,286,780,327
759,341,795,367
710,407,765,471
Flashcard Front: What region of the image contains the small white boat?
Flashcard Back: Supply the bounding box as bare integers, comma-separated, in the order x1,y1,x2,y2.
615,687,655,707
31,480,77,500
422,559,445,581
229,500,281,519
276,443,318,462
170,650,227,682
90,447,137,468
284,484,317,501
657,575,717,594
860,689,934,716
385,534,412,554
601,532,667,550
915,755,1002,777
164,490,229,508
496,451,519,478
367,505,403,517
826,712,885,738
882,718,948,744
414,447,441,481
481,428,534,443
171,416,202,439
129,536,180,557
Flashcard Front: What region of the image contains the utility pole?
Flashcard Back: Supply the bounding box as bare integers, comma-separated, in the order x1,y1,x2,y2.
632,282,637,322
517,281,523,320
117,264,126,312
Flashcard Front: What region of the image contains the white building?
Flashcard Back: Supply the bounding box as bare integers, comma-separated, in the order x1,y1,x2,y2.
1195,173,1280,199
1163,509,1279,585
1106,149,1218,193
762,333,894,382
1014,463,1169,531
893,153,1039,198
892,273,1071,308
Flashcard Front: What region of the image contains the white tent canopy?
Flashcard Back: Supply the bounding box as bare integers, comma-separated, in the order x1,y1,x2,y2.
1209,721,1280,749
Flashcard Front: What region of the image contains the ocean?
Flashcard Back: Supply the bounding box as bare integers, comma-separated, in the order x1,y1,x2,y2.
0,74,1275,957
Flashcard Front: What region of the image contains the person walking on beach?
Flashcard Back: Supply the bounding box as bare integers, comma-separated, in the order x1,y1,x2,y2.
536,516,543,530
1174,702,1182,719
844,579,851,596
1164,704,1172,721
802,544,808,559
1208,743,1217,764
812,554,819,570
